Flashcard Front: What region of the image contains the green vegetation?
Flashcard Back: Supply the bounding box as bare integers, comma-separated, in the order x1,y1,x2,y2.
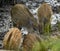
32,41,47,51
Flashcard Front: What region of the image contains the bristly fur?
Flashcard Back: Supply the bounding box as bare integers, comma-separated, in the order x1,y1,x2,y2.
22,33,41,51
37,3,53,35
11,4,38,32
3,27,22,50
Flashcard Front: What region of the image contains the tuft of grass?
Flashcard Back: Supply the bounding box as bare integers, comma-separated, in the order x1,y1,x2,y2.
32,41,47,51
50,40,60,51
